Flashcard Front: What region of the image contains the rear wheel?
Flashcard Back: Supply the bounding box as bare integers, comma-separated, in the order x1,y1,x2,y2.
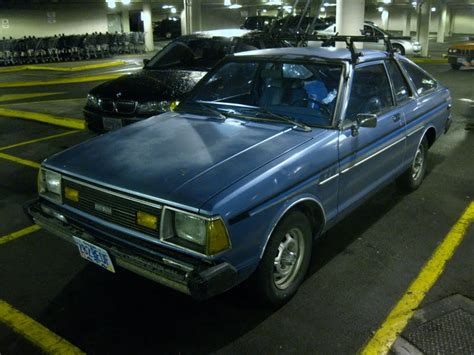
392,44,405,55
397,136,428,192
252,210,312,306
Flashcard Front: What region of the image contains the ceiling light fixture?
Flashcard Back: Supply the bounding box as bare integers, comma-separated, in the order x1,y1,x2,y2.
122,0,131,5
229,3,242,9
106,0,116,9
377,6,384,12
431,6,436,12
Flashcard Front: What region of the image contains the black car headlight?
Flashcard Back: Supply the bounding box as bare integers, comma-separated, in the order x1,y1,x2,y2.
86,94,100,108
136,101,171,114
160,207,231,256
38,168,62,203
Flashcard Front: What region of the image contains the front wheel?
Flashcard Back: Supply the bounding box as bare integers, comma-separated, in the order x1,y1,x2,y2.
450,62,462,70
397,136,428,192
252,210,312,306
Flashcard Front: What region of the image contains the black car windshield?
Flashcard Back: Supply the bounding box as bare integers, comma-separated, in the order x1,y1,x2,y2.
145,37,232,71
185,60,343,128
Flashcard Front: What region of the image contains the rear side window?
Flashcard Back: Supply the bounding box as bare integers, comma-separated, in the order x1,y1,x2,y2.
345,64,394,122
401,61,438,96
385,60,412,103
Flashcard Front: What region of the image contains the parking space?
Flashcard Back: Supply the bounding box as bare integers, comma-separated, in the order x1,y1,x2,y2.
0,58,473,354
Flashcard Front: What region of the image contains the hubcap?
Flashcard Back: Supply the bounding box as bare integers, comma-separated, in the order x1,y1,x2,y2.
412,145,424,180
273,227,305,290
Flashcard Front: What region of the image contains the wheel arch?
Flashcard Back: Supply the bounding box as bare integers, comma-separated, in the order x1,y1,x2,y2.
424,126,437,148
259,195,326,259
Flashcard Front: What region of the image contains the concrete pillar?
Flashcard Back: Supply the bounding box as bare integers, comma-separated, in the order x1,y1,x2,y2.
381,10,389,31
416,0,431,57
448,9,455,36
436,3,447,43
121,9,130,33
335,0,365,48
192,0,202,32
403,9,412,37
142,1,154,51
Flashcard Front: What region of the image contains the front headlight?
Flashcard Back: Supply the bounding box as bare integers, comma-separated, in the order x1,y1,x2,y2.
38,168,62,203
86,94,100,108
136,101,171,114
161,208,231,256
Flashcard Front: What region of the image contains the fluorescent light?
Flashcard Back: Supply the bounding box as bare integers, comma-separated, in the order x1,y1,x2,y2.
262,9,267,13
378,6,384,12
171,7,177,13
383,0,391,3
224,0,231,5
320,6,325,12
122,0,130,5
431,6,436,12
162,4,172,9
323,2,330,6
228,3,242,9
106,0,116,9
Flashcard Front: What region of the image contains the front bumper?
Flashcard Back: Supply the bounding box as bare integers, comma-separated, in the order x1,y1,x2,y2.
83,108,151,133
25,199,238,300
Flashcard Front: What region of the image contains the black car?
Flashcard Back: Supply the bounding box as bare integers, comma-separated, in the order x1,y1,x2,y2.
84,30,288,132
153,17,181,39
241,16,276,31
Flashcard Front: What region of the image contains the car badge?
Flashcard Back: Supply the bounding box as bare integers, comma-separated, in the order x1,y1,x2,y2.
116,92,122,98
94,203,113,215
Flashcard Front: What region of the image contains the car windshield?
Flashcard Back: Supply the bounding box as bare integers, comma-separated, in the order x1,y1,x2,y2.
183,60,343,128
145,37,232,71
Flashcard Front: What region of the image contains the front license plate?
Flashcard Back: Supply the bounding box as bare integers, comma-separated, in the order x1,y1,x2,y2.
457,57,465,63
73,237,115,273
102,117,123,131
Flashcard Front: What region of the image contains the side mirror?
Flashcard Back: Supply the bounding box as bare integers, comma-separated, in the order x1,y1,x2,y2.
351,113,377,137
143,58,150,67
358,113,377,128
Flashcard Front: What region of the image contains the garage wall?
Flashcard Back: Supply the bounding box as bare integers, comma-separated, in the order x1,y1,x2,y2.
0,4,108,38
366,6,474,36
200,7,245,30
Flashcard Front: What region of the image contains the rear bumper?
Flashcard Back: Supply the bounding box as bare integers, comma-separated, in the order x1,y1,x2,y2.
25,199,238,300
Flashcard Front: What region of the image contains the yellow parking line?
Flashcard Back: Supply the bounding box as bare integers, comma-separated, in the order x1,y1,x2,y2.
0,299,85,354
0,152,41,169
0,73,124,88
0,60,127,73
412,58,447,64
0,225,41,246
0,130,80,152
5,97,85,106
0,108,85,129
0,92,65,103
362,201,474,355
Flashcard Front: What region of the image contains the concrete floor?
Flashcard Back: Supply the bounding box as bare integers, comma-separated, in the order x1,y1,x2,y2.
0,54,473,354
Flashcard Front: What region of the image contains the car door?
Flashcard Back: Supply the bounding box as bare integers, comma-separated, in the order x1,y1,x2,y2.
337,61,407,215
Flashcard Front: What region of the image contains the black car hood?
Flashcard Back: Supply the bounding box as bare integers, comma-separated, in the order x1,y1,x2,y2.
91,69,207,102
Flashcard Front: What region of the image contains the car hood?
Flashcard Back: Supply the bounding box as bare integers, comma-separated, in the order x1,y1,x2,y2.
44,112,312,211
91,69,207,102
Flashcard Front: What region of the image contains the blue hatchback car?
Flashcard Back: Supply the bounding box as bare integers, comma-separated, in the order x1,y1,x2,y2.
27,46,452,305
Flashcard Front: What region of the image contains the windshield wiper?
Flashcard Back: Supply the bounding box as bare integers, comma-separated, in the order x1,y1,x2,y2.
180,101,227,119
254,108,312,132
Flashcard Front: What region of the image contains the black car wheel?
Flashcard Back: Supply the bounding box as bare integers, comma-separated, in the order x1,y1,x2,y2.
397,136,428,192
252,210,312,306
451,62,462,70
392,44,405,55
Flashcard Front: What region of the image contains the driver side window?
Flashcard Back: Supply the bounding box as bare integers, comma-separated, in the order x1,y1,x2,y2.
345,64,394,123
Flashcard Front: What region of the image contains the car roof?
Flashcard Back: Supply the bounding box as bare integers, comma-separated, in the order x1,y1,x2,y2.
192,29,254,38
233,46,390,63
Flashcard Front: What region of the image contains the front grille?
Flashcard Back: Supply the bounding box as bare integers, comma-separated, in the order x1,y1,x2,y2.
99,99,137,114
62,178,161,238
115,100,136,114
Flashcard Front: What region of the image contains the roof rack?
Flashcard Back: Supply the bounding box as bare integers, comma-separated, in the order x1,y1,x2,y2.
275,33,397,63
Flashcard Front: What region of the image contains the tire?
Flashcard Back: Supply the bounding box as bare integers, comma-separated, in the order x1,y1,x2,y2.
450,63,462,70
397,136,428,192
392,44,405,55
252,210,312,306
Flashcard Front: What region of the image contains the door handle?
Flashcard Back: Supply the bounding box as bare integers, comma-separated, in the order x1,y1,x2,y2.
392,113,401,122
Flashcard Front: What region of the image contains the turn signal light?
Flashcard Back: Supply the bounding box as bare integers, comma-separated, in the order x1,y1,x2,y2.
137,211,158,230
64,187,79,202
